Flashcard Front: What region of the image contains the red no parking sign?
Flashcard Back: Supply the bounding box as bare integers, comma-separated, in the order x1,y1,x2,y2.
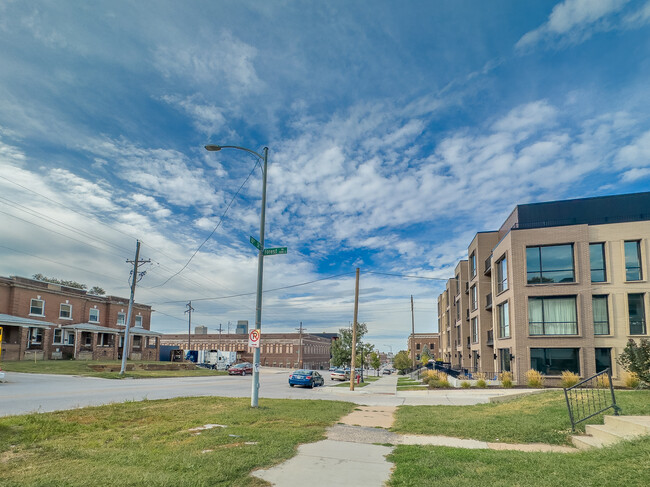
249,329,260,348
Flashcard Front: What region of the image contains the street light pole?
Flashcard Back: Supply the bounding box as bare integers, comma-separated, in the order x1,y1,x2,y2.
205,144,269,408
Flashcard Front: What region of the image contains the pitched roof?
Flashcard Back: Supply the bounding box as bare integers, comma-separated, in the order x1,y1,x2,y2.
0,313,57,328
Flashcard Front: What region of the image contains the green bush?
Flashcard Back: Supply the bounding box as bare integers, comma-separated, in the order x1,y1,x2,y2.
461,381,471,389
499,371,513,388
476,379,487,388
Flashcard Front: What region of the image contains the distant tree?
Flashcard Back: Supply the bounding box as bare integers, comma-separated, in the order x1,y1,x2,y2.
420,347,432,367
393,350,411,374
88,286,106,296
32,274,87,290
355,342,375,370
617,338,650,386
331,323,368,367
370,351,381,375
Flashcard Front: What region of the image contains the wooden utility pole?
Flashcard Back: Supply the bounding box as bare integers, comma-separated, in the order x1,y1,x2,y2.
411,295,416,369
119,240,150,375
350,268,360,391
185,301,194,355
296,322,305,368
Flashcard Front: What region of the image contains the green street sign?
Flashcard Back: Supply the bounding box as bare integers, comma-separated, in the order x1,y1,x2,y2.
263,247,288,256
250,236,262,250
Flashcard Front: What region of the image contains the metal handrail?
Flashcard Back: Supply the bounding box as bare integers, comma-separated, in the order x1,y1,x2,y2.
563,368,620,431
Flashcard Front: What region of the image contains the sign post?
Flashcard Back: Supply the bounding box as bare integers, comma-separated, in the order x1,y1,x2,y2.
249,329,261,349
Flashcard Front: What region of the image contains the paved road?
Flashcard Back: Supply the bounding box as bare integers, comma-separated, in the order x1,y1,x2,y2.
0,369,535,417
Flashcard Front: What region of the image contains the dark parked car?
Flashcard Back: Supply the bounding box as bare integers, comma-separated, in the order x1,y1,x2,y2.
289,370,324,388
228,362,253,376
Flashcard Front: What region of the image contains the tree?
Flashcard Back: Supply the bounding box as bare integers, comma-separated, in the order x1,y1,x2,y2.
617,338,650,386
88,286,106,296
33,274,86,290
331,323,368,367
393,350,411,374
370,351,381,375
420,347,432,367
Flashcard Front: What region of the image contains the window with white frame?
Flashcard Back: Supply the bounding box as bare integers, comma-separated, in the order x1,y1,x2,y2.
135,315,143,327
98,333,113,347
59,303,72,319
471,285,477,310
30,298,44,316
471,317,478,343
117,312,126,326
65,331,75,345
53,328,64,344
28,327,43,344
89,308,100,322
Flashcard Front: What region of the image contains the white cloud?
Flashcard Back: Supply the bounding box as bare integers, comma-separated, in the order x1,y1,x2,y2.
624,0,650,26
516,0,630,50
616,129,650,168
620,167,650,182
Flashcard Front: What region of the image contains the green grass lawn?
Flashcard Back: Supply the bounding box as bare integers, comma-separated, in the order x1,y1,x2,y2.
387,438,650,487
333,375,380,387
392,390,650,445
397,377,427,390
0,360,227,379
0,396,355,487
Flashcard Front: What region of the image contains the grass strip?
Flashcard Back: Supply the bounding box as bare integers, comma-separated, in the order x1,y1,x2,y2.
0,396,354,486
387,437,650,486
392,390,650,445
0,360,226,378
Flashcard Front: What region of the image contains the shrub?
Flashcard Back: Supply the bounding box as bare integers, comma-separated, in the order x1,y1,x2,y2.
525,369,545,388
499,371,513,388
617,338,650,386
425,370,451,388
476,379,487,388
596,373,610,389
460,381,471,389
560,371,580,388
622,371,640,389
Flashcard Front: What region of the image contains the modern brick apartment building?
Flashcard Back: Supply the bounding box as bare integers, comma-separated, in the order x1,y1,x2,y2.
437,192,650,385
0,276,160,361
160,332,333,370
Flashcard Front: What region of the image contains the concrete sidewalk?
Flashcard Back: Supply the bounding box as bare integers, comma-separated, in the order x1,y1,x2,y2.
253,390,576,486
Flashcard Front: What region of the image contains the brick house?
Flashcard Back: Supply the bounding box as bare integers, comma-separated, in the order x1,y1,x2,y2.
0,275,160,361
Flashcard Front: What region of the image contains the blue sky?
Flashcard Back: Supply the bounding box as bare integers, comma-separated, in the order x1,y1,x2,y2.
1,0,650,353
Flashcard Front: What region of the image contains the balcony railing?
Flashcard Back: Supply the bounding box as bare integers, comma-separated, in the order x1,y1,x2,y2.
486,330,494,346
484,255,492,275
465,309,470,321
486,293,492,310
464,282,469,294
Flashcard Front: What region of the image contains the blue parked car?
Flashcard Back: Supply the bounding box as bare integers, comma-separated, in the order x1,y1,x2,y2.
289,369,324,388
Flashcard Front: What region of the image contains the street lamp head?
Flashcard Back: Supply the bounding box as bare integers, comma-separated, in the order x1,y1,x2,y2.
204,145,222,152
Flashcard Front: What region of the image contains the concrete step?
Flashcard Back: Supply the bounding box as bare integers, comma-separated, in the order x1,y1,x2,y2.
572,434,605,450
604,415,650,436
572,415,650,450
585,424,632,445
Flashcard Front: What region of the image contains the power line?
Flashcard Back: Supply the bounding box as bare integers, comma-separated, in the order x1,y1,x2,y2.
364,271,451,281
152,159,260,289
153,271,356,304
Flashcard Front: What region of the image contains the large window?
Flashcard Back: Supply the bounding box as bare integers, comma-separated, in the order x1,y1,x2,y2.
528,296,578,335
89,308,99,322
628,293,646,335
499,348,511,372
530,348,580,375
592,295,609,335
456,301,460,321
624,241,642,281
498,301,510,338
135,315,143,327
59,303,72,319
28,327,43,345
497,256,508,293
470,252,476,278
590,243,606,282
98,333,113,347
526,244,575,284
595,348,612,374
455,275,460,296
53,329,63,345
117,312,126,326
471,285,477,310
471,317,478,343
30,298,44,316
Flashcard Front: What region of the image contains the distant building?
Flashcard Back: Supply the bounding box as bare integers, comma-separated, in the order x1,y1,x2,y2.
0,275,160,361
160,332,332,369
195,325,208,335
407,333,440,363
235,320,249,334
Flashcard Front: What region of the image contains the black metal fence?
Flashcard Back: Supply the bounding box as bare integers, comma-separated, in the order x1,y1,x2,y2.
563,368,621,431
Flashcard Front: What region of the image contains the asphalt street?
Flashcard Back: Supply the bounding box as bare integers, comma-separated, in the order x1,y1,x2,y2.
0,368,535,417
